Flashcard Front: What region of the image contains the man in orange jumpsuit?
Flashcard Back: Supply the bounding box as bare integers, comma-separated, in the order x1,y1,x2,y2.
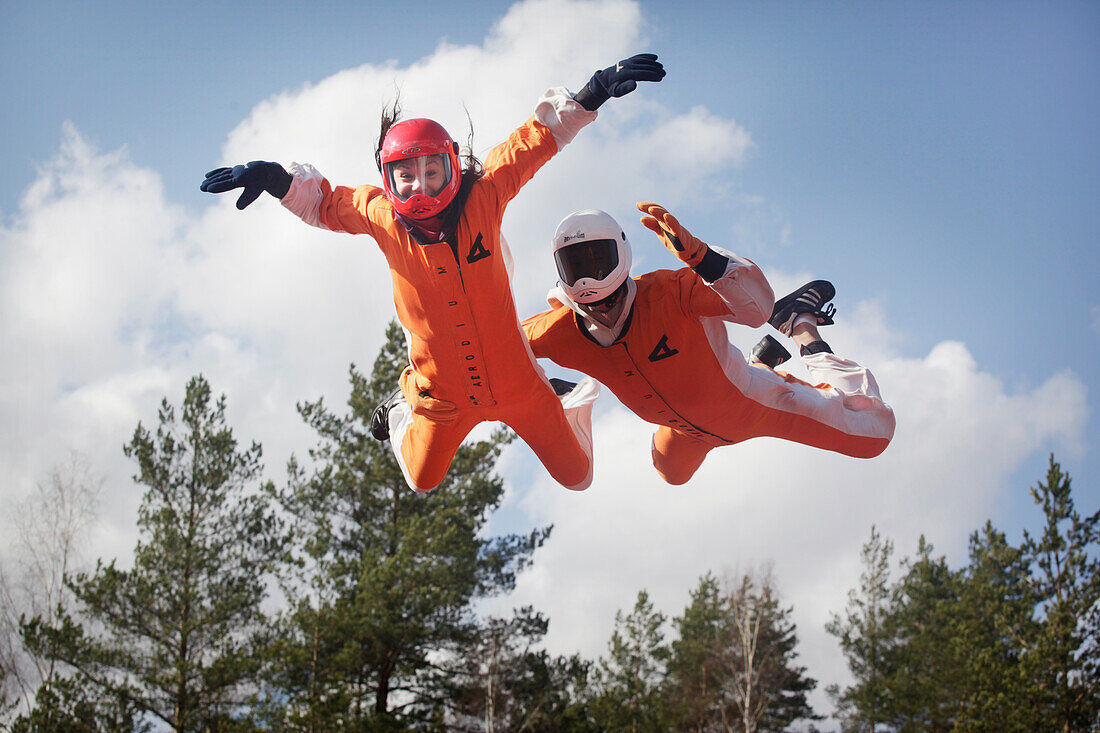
517,203,896,485
199,55,665,493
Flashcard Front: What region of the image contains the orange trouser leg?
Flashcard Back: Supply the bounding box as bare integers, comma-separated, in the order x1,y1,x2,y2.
395,383,593,493
397,409,479,493
651,426,715,486
504,387,593,491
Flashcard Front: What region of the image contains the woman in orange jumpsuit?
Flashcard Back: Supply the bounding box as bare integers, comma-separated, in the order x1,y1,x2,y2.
199,55,665,492
519,203,896,485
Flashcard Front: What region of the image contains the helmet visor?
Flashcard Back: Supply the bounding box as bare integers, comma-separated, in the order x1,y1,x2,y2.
384,154,453,201
554,239,619,287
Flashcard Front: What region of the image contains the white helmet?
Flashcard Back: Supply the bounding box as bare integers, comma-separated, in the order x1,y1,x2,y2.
552,209,632,304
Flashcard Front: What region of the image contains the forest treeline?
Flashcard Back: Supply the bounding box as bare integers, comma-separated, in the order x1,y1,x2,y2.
1,323,1097,732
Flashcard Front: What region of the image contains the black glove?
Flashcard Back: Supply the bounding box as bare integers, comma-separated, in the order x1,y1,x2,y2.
200,161,293,210
574,53,666,111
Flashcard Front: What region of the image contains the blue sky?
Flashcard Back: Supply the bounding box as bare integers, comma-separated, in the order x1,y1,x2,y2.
2,0,1097,721
4,0,1095,411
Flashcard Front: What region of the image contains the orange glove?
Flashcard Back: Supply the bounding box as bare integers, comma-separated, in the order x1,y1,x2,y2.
399,366,458,424
637,201,708,267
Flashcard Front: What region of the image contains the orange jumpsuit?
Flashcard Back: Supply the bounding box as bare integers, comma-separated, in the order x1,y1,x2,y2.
279,88,599,492
522,253,895,485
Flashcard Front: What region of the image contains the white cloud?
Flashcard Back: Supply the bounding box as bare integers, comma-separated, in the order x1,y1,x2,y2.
0,0,1089,721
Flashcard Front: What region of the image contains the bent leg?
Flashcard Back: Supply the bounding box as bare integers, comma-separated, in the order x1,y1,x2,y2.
735,353,895,458
651,426,714,485
390,400,477,493
802,351,895,455
505,378,598,491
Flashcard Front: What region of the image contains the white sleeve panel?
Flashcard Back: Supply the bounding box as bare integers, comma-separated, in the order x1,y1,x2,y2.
534,86,598,149
280,162,329,230
557,377,599,491
706,245,775,327
500,233,516,283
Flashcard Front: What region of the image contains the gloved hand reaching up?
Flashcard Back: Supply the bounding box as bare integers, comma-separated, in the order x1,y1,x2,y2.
575,53,666,111
637,201,709,268
200,161,293,210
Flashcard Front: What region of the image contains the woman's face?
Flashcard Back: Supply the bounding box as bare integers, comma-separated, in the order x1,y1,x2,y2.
389,155,448,199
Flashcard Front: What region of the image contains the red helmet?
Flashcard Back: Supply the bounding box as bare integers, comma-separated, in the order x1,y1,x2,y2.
379,118,462,220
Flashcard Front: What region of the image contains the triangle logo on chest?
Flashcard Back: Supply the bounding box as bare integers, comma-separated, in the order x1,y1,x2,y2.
466,232,491,263
648,334,680,362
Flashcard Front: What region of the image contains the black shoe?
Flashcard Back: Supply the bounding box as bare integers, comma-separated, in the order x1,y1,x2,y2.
750,335,792,368
768,280,836,336
549,378,578,396
369,387,405,442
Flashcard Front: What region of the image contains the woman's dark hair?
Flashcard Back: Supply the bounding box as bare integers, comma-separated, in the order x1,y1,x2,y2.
374,96,402,174
376,96,484,234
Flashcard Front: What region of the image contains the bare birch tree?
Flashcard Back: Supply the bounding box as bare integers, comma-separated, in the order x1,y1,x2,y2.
0,452,101,720
720,568,819,733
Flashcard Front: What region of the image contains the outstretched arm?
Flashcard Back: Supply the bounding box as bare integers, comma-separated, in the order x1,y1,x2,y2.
486,53,666,205
203,158,378,236
199,161,293,209
637,201,774,326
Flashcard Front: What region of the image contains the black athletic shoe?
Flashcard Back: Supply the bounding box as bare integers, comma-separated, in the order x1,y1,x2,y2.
768,280,836,336
750,335,792,368
369,387,406,442
549,378,578,396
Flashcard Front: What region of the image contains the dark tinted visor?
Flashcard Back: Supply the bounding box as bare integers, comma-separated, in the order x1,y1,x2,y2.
554,239,619,286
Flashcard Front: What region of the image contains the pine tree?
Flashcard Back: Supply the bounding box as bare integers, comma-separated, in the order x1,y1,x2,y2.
828,457,1099,733
667,572,728,730
592,590,670,732
826,526,896,732
879,537,963,731
664,570,818,732
889,530,1037,731
436,606,595,731
882,460,1098,731
951,522,1037,731
22,375,286,731
1020,455,1100,730
261,321,549,729
8,675,145,733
